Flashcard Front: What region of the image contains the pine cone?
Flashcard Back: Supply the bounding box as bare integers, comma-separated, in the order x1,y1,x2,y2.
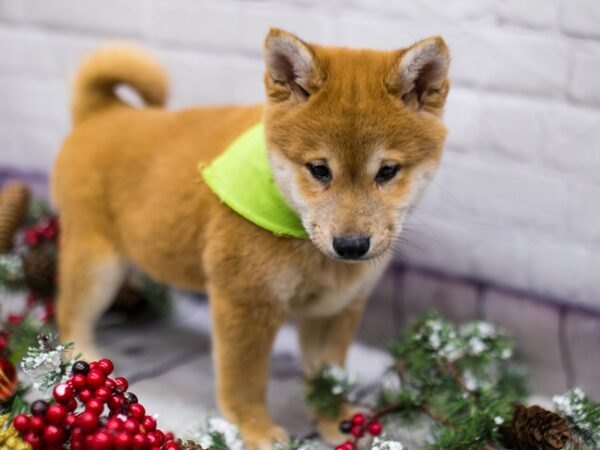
177,439,205,450
0,183,30,253
22,247,57,296
509,404,571,450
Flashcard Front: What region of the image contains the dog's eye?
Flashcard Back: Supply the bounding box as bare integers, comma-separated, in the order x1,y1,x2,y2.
306,163,331,183
375,164,401,184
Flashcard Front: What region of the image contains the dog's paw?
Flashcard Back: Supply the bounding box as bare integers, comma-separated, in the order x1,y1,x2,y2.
241,424,288,450
313,405,360,446
316,414,348,446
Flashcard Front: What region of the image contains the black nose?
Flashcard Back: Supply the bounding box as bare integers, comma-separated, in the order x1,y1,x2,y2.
332,235,371,259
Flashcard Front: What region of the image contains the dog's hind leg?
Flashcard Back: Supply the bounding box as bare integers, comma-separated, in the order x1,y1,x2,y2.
298,298,366,444
56,230,127,361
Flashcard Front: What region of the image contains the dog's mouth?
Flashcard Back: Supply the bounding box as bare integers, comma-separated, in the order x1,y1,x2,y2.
307,225,392,262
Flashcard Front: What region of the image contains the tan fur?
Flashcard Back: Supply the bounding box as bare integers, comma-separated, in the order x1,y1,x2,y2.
52,29,450,449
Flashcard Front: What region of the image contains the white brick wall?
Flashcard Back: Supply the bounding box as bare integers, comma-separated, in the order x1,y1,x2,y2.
0,0,599,308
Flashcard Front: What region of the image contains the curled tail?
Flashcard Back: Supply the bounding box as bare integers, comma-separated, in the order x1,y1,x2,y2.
71,45,168,125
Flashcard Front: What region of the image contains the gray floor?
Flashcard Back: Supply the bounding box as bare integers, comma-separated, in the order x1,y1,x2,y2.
96,292,394,443
1,289,551,449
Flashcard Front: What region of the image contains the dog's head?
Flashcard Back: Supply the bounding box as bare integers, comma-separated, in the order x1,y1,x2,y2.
262,28,450,261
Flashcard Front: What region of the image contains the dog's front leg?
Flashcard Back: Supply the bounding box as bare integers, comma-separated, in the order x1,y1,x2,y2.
209,283,288,450
298,298,366,445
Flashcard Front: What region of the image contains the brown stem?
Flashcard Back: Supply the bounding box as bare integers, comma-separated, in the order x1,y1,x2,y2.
444,360,470,393
419,403,453,427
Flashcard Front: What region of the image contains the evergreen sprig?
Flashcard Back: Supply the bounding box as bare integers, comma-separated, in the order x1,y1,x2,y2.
194,417,245,450
554,388,600,449
7,317,51,365
305,364,357,418
382,314,527,449
275,437,318,450
192,417,319,450
20,333,75,394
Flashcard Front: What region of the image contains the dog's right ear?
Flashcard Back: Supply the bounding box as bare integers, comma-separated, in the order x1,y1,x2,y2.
263,28,324,104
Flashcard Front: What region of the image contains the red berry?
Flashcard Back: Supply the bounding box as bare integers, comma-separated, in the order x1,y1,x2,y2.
66,413,77,428
114,376,129,392
367,421,382,436
12,414,30,434
335,445,346,450
53,383,74,404
147,432,160,447
42,222,57,239
106,417,123,432
164,432,175,442
105,378,117,389
90,430,113,450
343,441,355,450
115,431,133,450
66,398,78,412
8,313,22,324
142,415,156,431
29,416,45,434
87,369,107,389
43,425,65,444
150,430,164,445
79,388,93,403
351,413,366,426
339,419,353,434
42,302,54,322
89,362,99,370
86,398,105,415
95,386,112,402
124,418,140,434
0,332,8,350
163,442,181,450
97,359,114,375
26,293,38,307
71,427,84,442
128,403,145,420
77,411,99,432
30,400,48,417
350,425,363,438
46,404,67,425
46,444,65,450
24,432,42,450
132,432,148,450
108,394,126,411
71,373,87,390
24,229,39,247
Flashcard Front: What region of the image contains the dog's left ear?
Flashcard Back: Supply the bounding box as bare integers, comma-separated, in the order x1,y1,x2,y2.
263,28,324,104
386,36,450,115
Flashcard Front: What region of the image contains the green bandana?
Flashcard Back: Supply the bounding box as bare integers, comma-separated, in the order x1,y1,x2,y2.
200,123,308,239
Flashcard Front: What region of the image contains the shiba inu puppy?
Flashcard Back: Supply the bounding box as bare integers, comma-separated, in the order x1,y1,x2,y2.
52,28,450,449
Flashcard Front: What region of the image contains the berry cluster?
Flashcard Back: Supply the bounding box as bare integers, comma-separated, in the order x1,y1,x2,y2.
336,413,383,450
12,358,180,450
23,217,59,248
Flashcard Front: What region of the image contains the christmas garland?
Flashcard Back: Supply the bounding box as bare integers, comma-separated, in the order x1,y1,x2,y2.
1,181,599,450
304,315,600,450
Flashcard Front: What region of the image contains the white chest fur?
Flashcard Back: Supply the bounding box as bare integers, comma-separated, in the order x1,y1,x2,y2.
269,253,391,318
